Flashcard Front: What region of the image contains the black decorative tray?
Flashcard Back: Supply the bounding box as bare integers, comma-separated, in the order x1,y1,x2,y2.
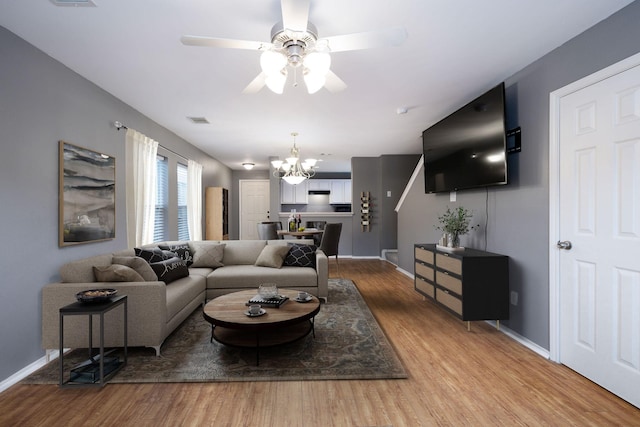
76,288,118,303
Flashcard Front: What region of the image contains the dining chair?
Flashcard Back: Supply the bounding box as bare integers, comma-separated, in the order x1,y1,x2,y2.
305,221,326,246
319,223,342,275
257,222,279,240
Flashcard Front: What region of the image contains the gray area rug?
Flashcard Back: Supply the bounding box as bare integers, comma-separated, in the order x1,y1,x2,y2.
24,279,407,383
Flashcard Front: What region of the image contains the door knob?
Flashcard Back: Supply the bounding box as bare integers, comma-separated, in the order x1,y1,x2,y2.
556,240,572,250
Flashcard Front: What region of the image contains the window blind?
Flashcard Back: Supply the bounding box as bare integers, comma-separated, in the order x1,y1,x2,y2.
153,155,168,242
177,162,189,240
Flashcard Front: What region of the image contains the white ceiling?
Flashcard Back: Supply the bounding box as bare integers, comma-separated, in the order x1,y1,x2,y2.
0,0,634,171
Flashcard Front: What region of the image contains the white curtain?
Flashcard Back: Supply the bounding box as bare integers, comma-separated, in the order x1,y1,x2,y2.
187,159,203,241
125,129,158,247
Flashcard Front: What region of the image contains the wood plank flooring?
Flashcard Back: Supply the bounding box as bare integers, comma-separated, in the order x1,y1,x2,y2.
1,259,638,426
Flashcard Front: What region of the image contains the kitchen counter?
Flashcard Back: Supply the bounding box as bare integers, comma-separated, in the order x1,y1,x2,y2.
278,211,353,217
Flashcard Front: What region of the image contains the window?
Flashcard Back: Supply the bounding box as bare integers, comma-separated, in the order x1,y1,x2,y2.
153,155,168,242
177,163,189,240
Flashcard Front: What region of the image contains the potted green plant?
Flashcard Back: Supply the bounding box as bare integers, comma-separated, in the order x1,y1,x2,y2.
434,206,479,248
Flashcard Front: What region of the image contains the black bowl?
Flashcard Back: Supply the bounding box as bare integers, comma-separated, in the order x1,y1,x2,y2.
76,288,117,303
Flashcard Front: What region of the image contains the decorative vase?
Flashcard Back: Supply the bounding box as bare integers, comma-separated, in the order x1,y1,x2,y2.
447,232,460,248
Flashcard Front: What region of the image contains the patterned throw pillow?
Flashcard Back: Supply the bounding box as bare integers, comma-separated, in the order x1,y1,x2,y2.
283,244,317,268
134,247,175,264
158,243,194,266
149,257,189,284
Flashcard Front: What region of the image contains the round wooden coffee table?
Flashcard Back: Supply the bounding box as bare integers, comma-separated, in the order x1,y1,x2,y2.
202,289,320,365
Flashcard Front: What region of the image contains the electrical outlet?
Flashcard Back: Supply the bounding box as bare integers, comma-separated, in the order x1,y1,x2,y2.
510,291,518,306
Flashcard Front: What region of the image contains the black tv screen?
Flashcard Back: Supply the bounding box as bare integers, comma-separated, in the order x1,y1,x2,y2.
423,83,507,193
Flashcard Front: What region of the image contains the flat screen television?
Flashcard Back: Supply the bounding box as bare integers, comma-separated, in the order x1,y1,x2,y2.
423,82,507,193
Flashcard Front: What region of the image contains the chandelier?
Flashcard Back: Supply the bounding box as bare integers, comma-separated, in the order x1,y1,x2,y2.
271,133,317,185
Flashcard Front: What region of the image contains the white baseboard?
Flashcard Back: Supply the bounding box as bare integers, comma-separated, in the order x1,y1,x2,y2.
485,321,550,359
396,266,414,279
0,350,64,393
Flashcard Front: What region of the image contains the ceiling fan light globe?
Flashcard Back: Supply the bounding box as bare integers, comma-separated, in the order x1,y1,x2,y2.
303,52,331,74
304,72,326,94
264,69,287,94
260,50,287,75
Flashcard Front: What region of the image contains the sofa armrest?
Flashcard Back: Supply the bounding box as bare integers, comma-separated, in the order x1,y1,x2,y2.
42,281,168,350
315,249,329,300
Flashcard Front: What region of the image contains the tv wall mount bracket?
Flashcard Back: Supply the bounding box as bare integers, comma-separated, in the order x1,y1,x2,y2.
506,127,521,154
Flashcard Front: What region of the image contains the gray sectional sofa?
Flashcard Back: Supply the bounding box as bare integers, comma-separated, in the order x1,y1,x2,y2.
42,239,327,356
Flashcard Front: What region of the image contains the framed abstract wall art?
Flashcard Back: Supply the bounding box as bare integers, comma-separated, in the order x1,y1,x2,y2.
59,141,115,246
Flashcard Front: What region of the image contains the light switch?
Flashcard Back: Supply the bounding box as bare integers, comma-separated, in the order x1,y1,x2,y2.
386,191,392,197
450,191,456,202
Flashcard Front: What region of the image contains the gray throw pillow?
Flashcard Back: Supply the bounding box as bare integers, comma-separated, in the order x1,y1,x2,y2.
93,264,144,282
112,256,158,281
189,242,225,268
254,245,291,268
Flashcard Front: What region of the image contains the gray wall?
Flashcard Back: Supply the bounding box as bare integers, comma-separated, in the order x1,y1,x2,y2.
397,1,640,350
0,26,232,382
352,155,420,256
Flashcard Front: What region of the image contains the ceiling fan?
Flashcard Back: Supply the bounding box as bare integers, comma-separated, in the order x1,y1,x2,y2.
180,0,407,94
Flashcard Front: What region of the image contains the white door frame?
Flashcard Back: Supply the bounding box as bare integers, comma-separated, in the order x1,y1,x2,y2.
548,51,640,362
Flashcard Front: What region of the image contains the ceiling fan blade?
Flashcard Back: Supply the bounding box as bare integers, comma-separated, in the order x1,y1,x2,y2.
181,35,270,51
242,72,266,94
324,70,347,93
281,0,310,31
323,26,407,53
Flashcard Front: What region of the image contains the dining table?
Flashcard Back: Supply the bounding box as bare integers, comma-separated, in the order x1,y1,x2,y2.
277,228,324,239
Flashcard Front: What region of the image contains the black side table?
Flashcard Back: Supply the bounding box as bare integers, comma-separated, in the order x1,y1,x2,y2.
59,295,128,388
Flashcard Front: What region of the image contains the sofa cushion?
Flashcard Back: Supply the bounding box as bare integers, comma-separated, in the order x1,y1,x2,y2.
134,247,175,264
165,275,206,321
60,253,113,283
221,241,266,265
112,256,158,281
283,244,317,268
159,243,194,266
207,265,318,289
150,256,189,284
93,264,144,282
189,242,225,267
254,245,291,268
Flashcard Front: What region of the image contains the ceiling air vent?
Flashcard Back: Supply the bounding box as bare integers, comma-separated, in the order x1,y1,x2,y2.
187,117,210,124
50,0,97,6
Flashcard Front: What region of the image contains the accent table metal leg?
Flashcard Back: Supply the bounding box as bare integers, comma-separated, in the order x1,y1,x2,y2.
496,320,500,331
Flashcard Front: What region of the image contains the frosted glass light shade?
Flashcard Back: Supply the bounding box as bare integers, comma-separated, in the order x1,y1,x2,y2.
283,175,306,185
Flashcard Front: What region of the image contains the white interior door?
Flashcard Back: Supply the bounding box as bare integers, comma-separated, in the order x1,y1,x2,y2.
239,180,270,240
556,62,640,407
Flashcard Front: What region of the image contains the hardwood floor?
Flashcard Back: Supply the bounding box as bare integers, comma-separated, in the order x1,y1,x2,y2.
1,259,638,426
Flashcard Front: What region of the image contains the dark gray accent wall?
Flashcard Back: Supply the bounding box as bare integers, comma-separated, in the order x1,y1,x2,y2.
0,26,232,382
397,1,640,350
352,155,420,256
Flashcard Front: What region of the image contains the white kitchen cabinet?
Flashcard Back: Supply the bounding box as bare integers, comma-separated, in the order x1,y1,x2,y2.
280,180,308,204
307,179,331,191
330,179,352,204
